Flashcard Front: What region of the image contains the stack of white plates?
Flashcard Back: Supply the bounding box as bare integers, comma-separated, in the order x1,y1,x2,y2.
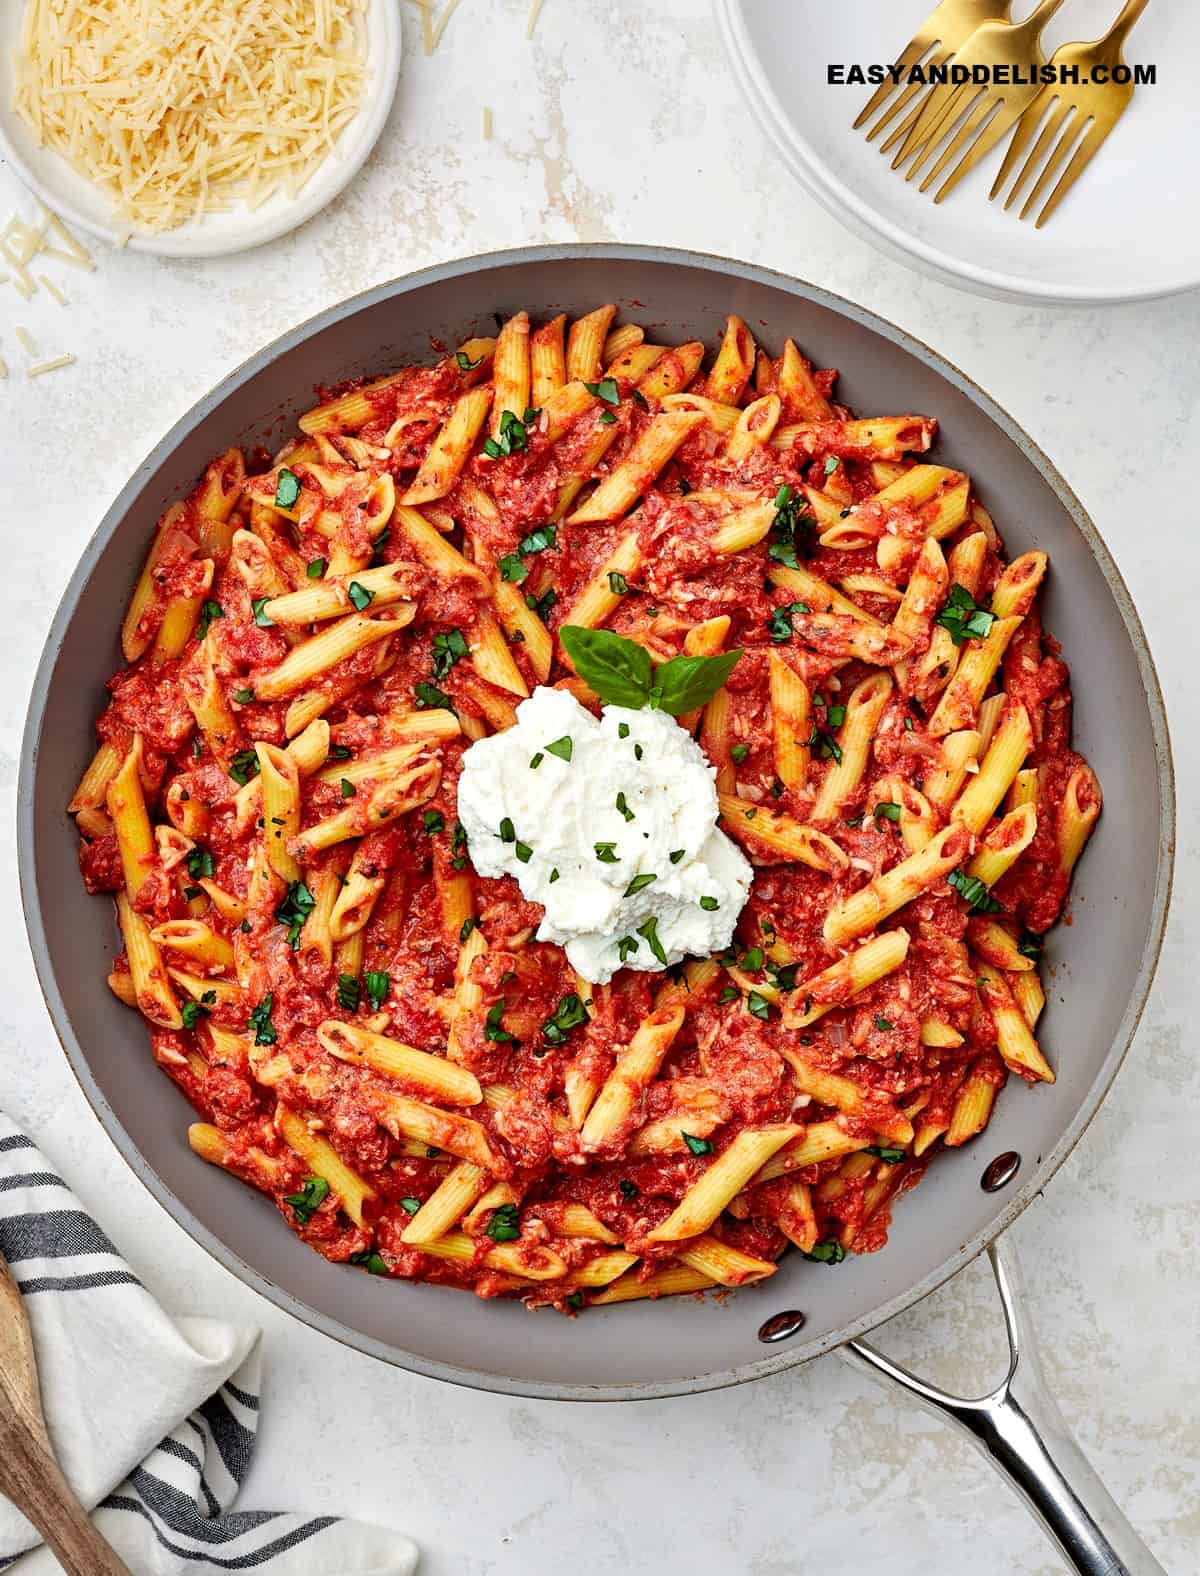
715,0,1199,304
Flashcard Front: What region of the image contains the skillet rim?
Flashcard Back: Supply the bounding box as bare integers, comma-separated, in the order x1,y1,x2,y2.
16,243,1176,1401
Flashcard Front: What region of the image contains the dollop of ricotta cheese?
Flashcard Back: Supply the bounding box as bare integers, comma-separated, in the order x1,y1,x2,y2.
456,686,752,983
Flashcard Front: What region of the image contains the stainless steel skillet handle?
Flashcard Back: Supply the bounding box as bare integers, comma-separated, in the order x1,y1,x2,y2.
840,1238,1168,1576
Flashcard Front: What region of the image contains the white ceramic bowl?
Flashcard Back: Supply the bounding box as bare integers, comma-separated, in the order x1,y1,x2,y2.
715,0,1200,305
0,0,401,258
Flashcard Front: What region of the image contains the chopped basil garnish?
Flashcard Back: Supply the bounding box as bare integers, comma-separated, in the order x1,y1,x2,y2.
595,842,618,862
948,867,1002,914
525,587,557,619
866,1146,907,1164
1018,928,1044,959
542,993,588,1046
196,599,223,640
431,628,469,679
624,873,656,896
232,687,254,704
274,880,316,949
414,680,453,711
803,1240,846,1265
515,841,533,863
459,917,476,942
730,743,749,764
669,849,685,864
549,868,560,883
456,349,483,370
248,993,277,1046
935,583,996,646
529,752,544,770
823,455,841,476
347,580,374,613
365,971,390,1010
616,935,639,962
228,748,260,786
251,596,274,628
282,1175,328,1226
682,1132,713,1156
615,792,634,822
484,407,533,458
337,973,360,1011
584,377,620,405
185,846,214,880
767,601,811,643
608,571,629,595
349,1249,389,1274
768,484,816,568
498,817,516,843
498,553,527,582
484,1001,517,1044
717,985,740,1005
545,735,573,761
180,998,210,1030
637,915,667,965
274,468,301,509
423,810,445,834
486,1202,521,1242
699,895,719,911
340,778,356,799
746,991,772,1020
874,1016,894,1032
399,1196,421,1216
307,558,326,579
874,801,902,824
740,947,765,971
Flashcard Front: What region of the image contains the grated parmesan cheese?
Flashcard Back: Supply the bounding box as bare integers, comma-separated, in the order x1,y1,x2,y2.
14,0,370,232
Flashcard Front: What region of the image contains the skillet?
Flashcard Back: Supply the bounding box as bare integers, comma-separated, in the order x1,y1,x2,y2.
17,246,1174,1574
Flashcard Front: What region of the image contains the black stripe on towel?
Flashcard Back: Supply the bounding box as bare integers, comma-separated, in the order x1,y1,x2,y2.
18,1270,142,1296
0,1171,68,1193
156,1436,223,1519
0,1208,118,1263
129,1466,284,1542
197,1393,256,1485
102,1496,337,1568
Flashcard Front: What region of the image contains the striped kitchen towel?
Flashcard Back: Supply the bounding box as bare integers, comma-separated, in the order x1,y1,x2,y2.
0,1115,418,1574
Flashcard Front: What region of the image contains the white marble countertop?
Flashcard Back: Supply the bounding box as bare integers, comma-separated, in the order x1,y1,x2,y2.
1,3,1196,1572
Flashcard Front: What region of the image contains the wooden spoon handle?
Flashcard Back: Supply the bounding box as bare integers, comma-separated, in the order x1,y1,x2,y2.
0,1250,131,1575
0,1406,131,1575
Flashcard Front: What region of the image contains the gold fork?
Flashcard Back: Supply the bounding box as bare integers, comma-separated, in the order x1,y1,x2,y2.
854,0,1014,147
889,0,1067,197
989,0,1151,227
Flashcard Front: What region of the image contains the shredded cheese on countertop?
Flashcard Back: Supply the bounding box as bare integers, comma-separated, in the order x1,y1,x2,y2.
14,0,370,233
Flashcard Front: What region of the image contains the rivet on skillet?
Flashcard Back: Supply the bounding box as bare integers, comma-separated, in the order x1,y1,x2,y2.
981,1151,1021,1192
758,1310,806,1343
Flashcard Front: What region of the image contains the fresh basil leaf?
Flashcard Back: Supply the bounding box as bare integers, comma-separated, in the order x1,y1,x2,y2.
866,1146,906,1164
682,1132,713,1156
651,648,743,716
559,625,653,709
337,973,360,1011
